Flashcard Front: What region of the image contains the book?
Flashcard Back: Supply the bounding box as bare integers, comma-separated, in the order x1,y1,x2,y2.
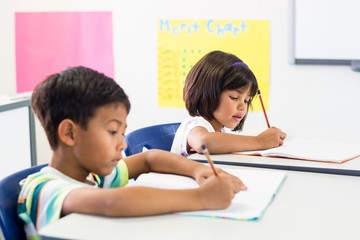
236,138,360,164
127,167,286,221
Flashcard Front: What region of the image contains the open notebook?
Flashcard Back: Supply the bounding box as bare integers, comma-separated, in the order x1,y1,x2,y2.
127,167,286,221
236,139,360,164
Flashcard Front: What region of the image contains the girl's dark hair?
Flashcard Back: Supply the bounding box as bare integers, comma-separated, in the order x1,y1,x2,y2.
183,50,258,131
31,66,131,150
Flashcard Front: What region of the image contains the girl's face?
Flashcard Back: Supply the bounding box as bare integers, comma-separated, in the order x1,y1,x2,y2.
211,88,251,131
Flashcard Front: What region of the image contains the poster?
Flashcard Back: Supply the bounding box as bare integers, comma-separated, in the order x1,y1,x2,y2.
15,12,114,93
158,19,270,110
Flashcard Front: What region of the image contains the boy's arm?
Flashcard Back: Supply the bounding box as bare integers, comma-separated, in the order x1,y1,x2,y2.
124,149,208,180
62,171,235,217
61,150,246,217
124,149,245,190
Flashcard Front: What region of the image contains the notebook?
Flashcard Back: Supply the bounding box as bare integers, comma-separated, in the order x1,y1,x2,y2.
127,167,286,221
235,139,360,164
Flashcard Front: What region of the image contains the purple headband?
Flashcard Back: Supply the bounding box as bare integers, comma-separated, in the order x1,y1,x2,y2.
231,61,248,68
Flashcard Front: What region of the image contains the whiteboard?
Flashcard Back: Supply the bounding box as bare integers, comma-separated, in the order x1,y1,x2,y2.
294,0,360,63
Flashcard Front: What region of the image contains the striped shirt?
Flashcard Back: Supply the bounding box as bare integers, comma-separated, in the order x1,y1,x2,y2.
17,160,129,240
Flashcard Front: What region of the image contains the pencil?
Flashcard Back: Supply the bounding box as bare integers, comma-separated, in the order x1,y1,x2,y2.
201,144,218,176
257,89,271,128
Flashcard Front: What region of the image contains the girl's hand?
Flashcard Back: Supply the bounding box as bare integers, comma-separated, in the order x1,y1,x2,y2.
256,127,287,149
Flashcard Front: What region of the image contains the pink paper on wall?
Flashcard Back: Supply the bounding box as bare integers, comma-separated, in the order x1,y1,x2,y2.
15,12,114,93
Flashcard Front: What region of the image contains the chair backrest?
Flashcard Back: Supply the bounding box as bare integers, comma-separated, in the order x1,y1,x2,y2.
0,164,47,240
125,122,181,156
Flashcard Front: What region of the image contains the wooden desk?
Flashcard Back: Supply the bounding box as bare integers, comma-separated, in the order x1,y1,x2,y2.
189,153,360,176
39,166,360,240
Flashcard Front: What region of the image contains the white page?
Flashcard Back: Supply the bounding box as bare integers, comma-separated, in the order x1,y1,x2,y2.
237,139,360,163
127,168,286,220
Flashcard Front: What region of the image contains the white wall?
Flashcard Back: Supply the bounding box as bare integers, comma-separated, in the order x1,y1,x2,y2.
1,0,359,164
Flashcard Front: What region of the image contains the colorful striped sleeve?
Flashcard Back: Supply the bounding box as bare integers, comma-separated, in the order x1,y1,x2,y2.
97,159,129,188
17,160,129,240
18,170,84,239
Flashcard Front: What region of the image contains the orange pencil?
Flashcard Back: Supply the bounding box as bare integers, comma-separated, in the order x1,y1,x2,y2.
257,89,270,128
201,144,218,176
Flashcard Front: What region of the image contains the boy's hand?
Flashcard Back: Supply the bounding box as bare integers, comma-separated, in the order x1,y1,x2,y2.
197,172,244,210
194,166,247,193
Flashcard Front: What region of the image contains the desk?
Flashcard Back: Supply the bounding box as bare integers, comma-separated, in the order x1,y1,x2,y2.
39,166,360,240
190,153,360,176
0,98,37,179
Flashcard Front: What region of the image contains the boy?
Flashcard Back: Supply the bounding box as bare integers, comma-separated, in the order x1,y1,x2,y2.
18,66,246,239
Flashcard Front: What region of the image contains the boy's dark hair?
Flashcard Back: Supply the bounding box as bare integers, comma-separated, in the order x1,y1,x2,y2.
31,66,131,150
183,50,258,131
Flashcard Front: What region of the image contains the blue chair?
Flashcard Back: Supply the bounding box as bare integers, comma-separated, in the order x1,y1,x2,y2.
125,122,181,156
0,164,47,240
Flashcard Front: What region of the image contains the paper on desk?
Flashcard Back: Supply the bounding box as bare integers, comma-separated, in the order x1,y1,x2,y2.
236,138,360,163
127,167,286,221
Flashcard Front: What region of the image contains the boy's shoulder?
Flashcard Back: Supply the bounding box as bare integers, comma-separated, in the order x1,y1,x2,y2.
18,166,85,203
19,166,99,191
19,166,62,189
17,166,89,237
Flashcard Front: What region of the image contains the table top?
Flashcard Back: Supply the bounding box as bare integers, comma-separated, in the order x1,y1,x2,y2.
189,153,360,176
39,165,360,240
0,98,30,112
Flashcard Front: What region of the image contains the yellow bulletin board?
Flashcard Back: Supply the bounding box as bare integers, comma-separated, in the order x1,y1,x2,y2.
157,19,270,111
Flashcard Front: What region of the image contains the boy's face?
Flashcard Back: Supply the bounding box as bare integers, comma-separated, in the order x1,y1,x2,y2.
74,103,128,176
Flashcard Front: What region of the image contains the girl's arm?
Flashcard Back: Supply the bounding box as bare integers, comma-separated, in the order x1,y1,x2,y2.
187,126,287,154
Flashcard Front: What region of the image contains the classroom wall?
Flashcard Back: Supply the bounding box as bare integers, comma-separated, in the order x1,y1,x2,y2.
1,0,359,164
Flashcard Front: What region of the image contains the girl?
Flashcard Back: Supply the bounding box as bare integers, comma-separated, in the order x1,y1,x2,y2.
171,50,287,156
